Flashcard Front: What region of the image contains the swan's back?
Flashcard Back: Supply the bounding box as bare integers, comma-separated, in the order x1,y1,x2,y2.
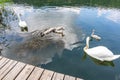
86,46,120,61
91,35,101,40
19,21,27,27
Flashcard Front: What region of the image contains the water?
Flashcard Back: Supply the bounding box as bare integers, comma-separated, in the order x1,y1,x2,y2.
0,2,120,80
41,7,120,80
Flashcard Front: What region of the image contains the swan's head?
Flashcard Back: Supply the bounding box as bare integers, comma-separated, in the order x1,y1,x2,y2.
91,29,95,35
92,29,95,32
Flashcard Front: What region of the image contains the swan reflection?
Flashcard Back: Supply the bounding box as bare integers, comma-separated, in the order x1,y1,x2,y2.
82,52,115,67
2,31,65,65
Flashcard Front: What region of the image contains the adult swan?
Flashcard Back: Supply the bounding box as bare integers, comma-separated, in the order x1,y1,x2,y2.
84,37,120,61
13,7,28,32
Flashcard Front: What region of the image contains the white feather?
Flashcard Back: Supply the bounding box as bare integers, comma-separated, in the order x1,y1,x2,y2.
13,7,27,28
91,29,101,40
84,37,120,61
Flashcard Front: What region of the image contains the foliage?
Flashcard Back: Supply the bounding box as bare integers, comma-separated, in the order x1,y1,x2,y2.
0,0,13,9
0,0,12,4
12,0,120,8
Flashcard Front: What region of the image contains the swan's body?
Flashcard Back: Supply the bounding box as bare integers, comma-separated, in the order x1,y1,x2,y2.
84,37,120,61
13,8,28,32
19,20,27,28
91,29,101,40
17,14,28,32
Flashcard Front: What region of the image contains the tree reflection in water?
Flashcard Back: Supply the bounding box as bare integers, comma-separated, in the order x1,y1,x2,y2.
1,30,65,65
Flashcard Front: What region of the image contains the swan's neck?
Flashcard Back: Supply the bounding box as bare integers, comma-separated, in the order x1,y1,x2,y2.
17,14,22,22
86,37,90,49
12,8,22,22
91,30,95,36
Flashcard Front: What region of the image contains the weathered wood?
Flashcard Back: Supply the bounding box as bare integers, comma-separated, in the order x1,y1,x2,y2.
2,62,26,80
0,60,17,79
15,64,35,80
0,56,2,60
76,78,84,80
52,72,64,80
40,69,54,80
0,57,6,64
64,75,75,80
27,67,44,80
0,56,83,80
0,58,9,69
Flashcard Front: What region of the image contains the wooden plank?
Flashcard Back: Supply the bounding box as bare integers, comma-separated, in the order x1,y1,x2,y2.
40,69,54,80
52,72,64,80
0,58,10,69
15,64,35,80
27,67,44,80
64,75,75,80
0,60,13,74
2,62,26,80
0,57,6,64
0,56,2,60
76,78,84,80
0,56,83,80
0,60,17,79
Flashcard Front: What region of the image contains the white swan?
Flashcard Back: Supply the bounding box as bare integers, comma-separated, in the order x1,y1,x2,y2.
91,29,101,40
84,37,120,61
12,8,28,32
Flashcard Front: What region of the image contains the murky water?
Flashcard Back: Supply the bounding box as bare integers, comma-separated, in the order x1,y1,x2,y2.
0,4,120,80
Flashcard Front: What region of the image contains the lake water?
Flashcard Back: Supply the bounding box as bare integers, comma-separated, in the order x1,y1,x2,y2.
0,2,120,80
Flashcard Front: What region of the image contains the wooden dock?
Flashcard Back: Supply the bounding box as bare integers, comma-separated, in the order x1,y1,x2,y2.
0,56,83,80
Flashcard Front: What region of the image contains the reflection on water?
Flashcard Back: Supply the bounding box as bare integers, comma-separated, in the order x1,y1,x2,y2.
82,52,115,67
97,8,120,24
40,6,120,80
0,5,84,65
0,4,120,80
2,32,65,65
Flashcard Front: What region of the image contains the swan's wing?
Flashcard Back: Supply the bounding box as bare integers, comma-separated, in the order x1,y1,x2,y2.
91,35,101,40
19,21,27,27
86,46,114,61
102,55,120,61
